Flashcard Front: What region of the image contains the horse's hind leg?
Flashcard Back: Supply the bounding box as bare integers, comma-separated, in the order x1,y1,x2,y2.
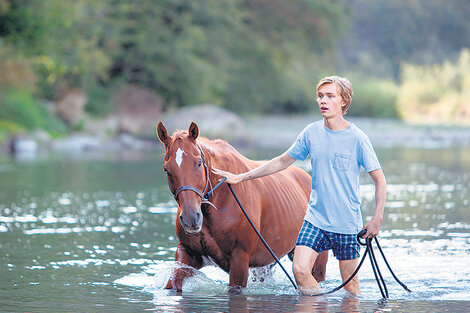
312,251,328,282
166,244,203,291
288,248,295,262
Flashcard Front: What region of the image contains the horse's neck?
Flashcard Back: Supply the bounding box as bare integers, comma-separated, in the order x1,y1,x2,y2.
200,140,252,178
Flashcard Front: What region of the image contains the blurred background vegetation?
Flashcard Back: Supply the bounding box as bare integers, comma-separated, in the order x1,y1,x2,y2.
0,0,469,139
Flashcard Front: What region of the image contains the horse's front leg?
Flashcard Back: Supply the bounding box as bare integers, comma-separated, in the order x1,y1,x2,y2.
165,243,203,291
228,250,250,294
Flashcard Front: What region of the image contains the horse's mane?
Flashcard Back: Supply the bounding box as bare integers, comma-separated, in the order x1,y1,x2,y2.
170,130,249,163
197,137,236,157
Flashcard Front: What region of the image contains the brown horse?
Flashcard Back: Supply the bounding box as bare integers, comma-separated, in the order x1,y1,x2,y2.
157,122,328,292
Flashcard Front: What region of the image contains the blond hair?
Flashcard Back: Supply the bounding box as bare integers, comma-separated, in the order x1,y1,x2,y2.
316,76,353,114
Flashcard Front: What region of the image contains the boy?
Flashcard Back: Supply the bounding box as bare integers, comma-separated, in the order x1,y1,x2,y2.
213,76,386,295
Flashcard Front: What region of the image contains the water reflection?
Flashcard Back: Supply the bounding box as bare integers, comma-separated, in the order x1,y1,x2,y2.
146,292,405,312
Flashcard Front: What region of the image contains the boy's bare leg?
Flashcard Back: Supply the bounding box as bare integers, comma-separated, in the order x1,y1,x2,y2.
339,258,361,295
292,245,323,295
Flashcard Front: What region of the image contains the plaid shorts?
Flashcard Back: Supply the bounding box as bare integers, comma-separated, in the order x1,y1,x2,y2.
296,220,360,260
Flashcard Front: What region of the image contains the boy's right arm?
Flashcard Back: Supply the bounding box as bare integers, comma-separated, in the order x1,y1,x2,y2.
212,152,296,184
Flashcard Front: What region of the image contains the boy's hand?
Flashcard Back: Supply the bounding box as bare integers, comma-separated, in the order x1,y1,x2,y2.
212,168,245,184
362,216,382,238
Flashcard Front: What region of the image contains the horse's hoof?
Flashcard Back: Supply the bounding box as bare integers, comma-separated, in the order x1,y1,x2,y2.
228,286,243,295
166,288,183,294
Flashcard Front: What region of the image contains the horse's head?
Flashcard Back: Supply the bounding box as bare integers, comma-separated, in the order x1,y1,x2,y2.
157,121,209,234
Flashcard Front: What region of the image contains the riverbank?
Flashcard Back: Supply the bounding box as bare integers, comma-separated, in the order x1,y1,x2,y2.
3,111,470,158
245,115,470,149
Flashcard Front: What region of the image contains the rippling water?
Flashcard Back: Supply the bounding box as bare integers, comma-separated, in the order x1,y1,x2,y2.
0,148,469,312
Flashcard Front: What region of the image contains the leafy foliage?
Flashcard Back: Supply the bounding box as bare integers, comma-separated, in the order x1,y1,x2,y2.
0,90,66,134
0,0,346,116
397,49,470,124
0,90,43,130
105,0,346,113
349,78,399,118
0,0,470,126
341,0,470,79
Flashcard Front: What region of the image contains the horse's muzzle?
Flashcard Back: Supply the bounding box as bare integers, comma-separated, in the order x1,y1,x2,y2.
179,209,203,234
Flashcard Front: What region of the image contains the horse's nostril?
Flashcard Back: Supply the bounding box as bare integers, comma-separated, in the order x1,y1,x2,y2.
196,212,202,223
179,211,202,230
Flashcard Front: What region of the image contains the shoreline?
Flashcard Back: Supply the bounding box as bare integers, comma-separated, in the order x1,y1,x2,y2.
246,115,470,149
3,115,470,158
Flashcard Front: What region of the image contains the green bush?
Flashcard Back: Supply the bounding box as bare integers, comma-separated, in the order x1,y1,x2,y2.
0,90,67,135
397,49,470,124
348,79,399,118
0,90,43,130
0,120,24,144
0,120,24,133
37,104,67,136
85,85,114,117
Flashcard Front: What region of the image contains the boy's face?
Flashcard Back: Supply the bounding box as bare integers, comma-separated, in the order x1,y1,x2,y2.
316,82,345,119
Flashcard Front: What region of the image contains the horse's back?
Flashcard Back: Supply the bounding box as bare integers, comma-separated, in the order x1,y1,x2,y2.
248,165,310,265
203,138,311,266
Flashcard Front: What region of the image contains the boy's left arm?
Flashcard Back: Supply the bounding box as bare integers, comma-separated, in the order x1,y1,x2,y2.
363,169,387,238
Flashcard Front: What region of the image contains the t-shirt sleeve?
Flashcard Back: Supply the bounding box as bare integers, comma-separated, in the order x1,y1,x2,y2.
359,136,381,172
287,126,310,161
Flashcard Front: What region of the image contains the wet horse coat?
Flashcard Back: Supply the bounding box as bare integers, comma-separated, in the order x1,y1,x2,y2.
157,122,327,291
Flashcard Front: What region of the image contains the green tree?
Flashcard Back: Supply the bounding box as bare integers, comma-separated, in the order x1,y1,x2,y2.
341,0,470,79
1,0,348,116
398,49,470,124
0,0,111,96
106,0,346,113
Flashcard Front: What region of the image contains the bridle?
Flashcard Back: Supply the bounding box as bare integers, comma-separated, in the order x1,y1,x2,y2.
171,144,220,209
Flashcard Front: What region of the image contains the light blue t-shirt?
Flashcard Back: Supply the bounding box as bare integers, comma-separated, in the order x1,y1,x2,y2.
287,120,381,234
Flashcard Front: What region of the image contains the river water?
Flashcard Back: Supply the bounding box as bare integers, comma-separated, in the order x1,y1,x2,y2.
0,147,469,312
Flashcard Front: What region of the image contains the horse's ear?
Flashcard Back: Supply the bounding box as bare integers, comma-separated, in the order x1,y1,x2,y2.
157,122,171,147
188,122,199,141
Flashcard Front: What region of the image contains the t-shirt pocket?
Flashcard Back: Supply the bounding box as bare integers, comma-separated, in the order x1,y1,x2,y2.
333,152,351,171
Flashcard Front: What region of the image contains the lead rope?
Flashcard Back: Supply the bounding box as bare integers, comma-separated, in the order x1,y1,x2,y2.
222,181,411,298
227,183,298,289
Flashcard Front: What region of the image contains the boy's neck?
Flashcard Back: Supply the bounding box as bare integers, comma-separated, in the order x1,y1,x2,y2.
323,115,349,131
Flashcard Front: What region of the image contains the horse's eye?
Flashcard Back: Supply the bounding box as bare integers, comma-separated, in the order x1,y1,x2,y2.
197,160,202,168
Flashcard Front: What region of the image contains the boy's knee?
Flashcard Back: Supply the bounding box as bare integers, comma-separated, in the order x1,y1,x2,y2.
292,262,311,281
